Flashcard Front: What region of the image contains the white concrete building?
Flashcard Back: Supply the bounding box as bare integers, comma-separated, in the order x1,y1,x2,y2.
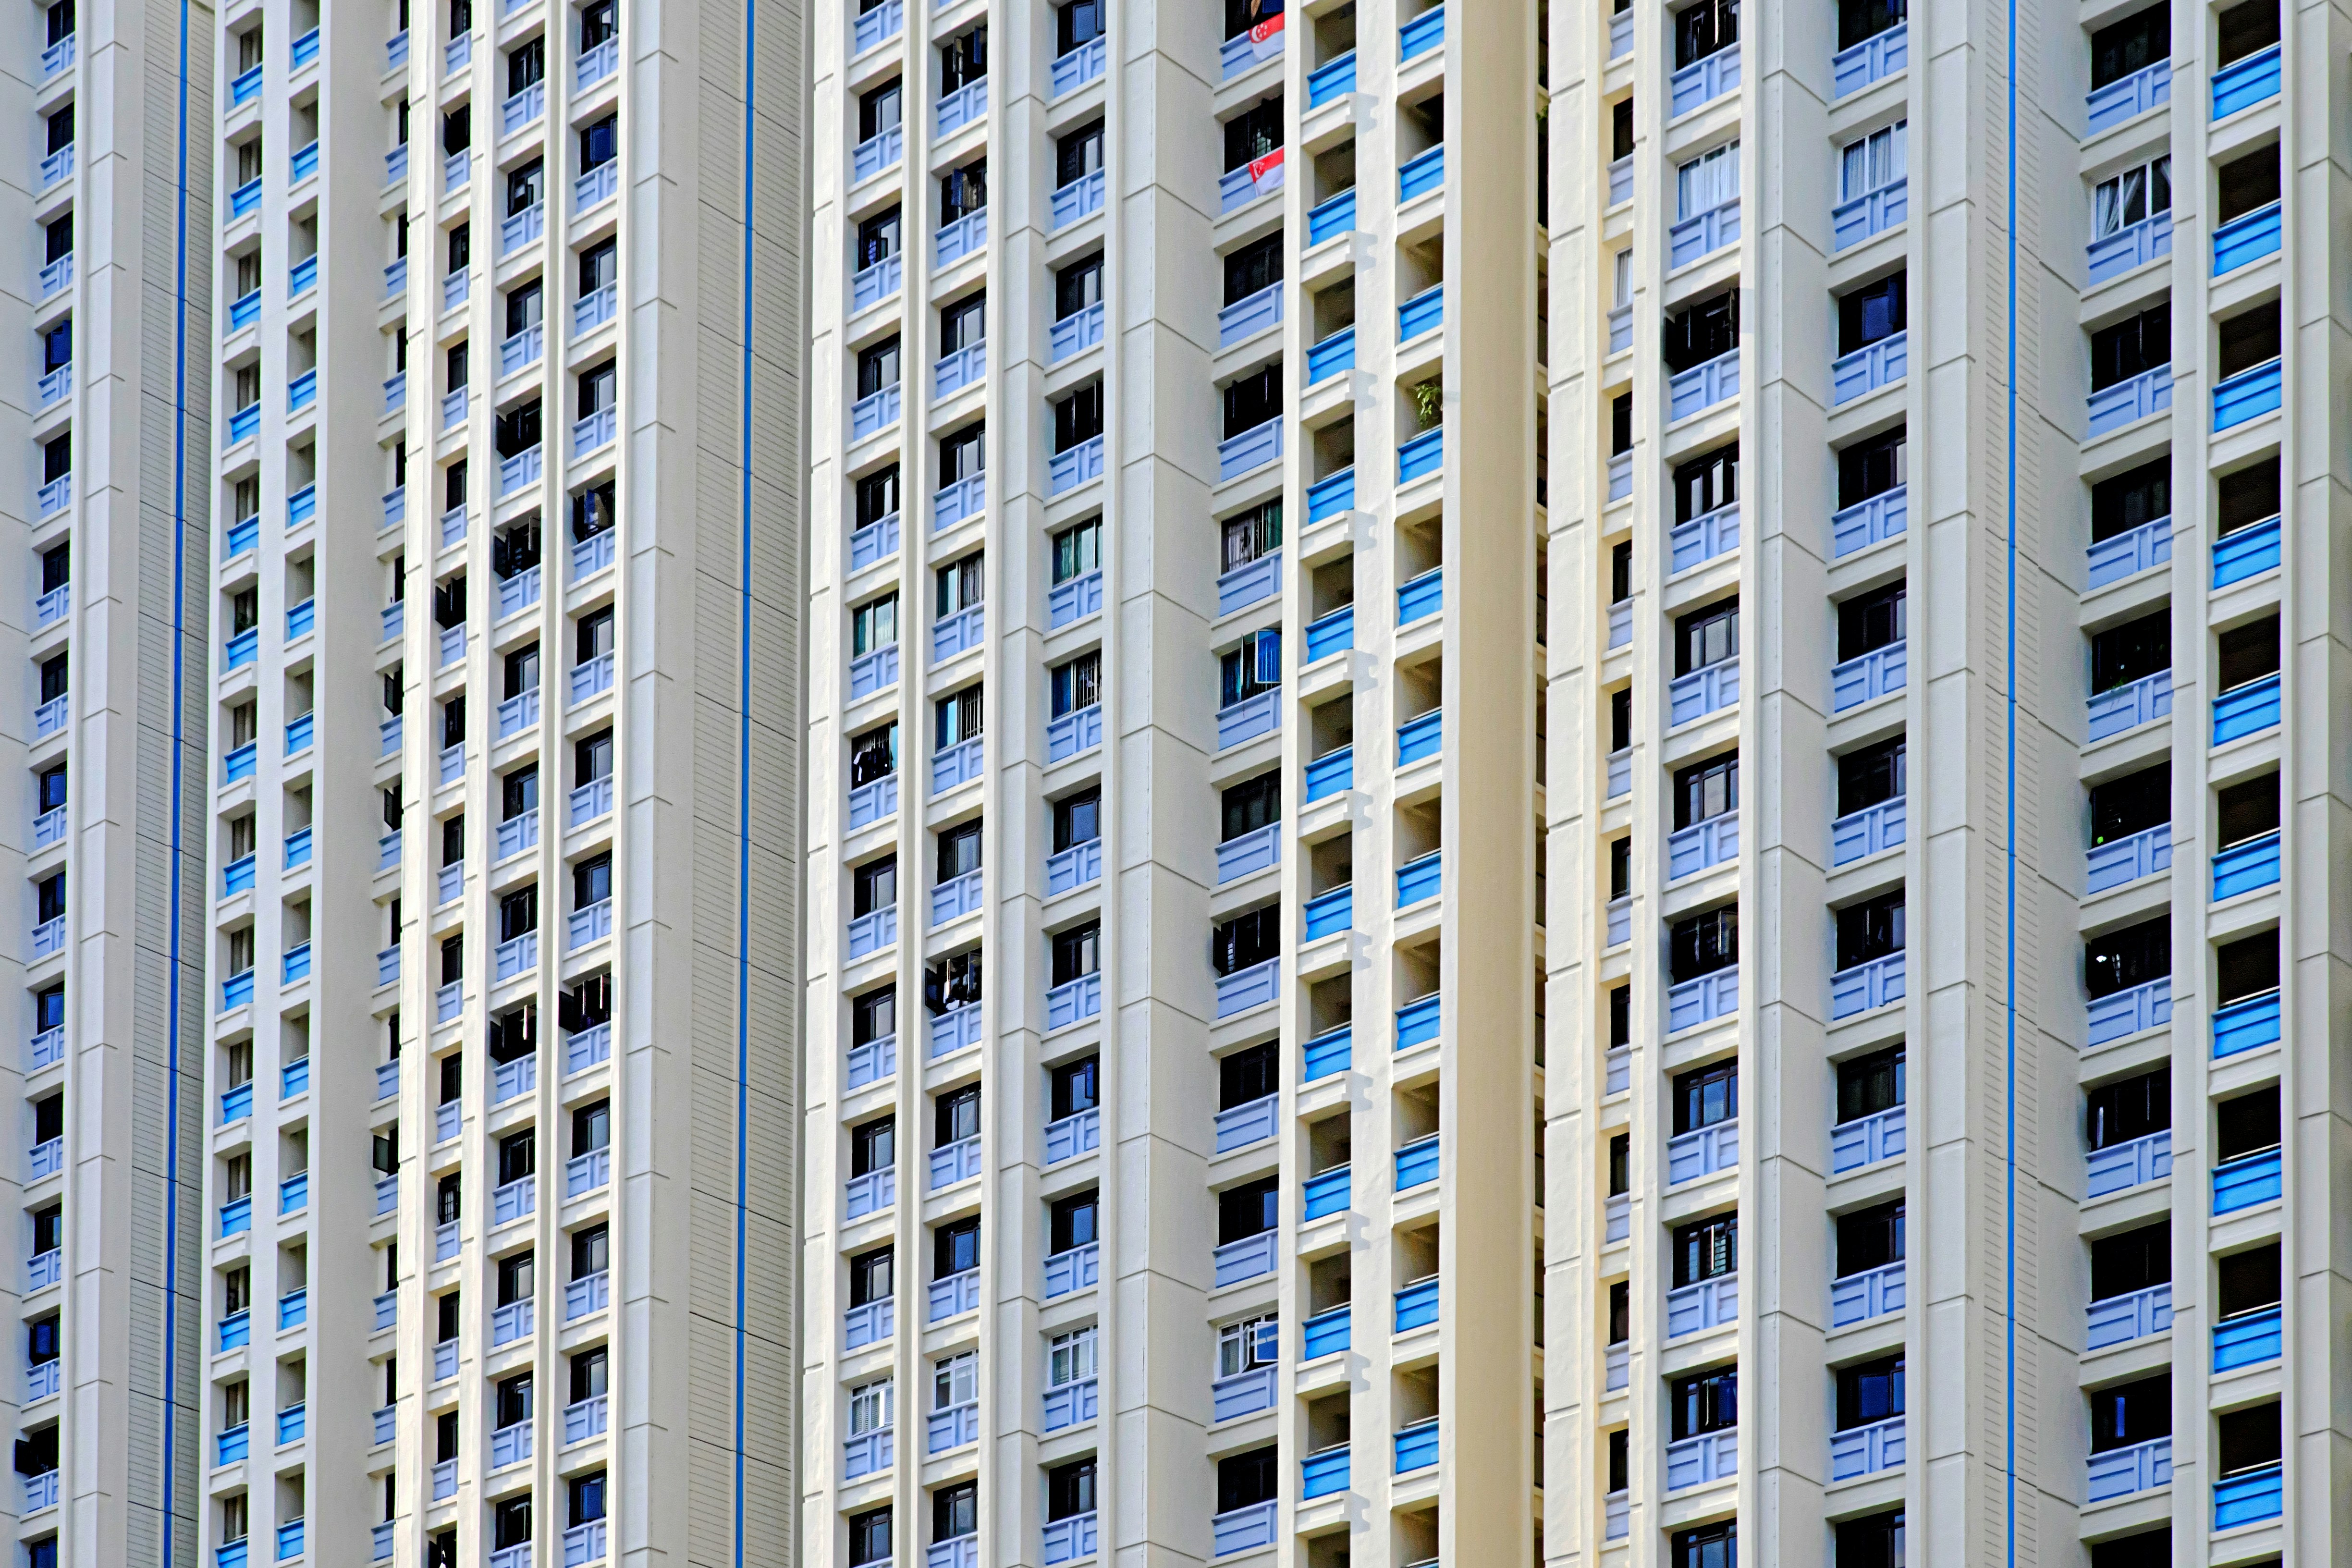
803,0,2350,1564
182,1,803,1568
3,2,213,1565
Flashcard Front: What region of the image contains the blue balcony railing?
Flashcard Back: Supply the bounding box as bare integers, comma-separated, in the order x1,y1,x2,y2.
2086,210,2171,286
1669,501,1739,574
2086,976,2168,1047
2210,42,2280,121
2212,515,2279,587
1398,146,1445,202
1831,331,1906,405
1304,1024,1351,1080
1050,34,1105,96
1301,1166,1350,1221
1831,640,1906,712
1301,1446,1351,1499
2086,515,2169,588
1305,606,1353,663
1397,566,1443,624
2212,831,2280,902
1670,47,1740,116
1833,177,1906,250
1307,467,1356,523
1397,710,1442,766
2087,365,2169,436
1832,485,1907,557
2086,60,2167,134
2214,1463,2283,1531
1394,1135,1439,1191
1398,284,1444,341
1831,23,1906,96
1399,5,1444,61
1396,992,1441,1049
2213,202,2281,276
1308,188,1357,247
2212,989,2280,1058
1305,745,1353,801
2086,824,2168,894
1394,1418,1439,1473
1309,50,1357,107
1302,1306,1349,1360
2212,1148,2282,1214
2211,1306,2282,1372
1668,348,1739,420
1397,427,1443,483
2213,357,2281,432
2085,670,2169,743
1214,821,1281,882
2211,673,2279,745
1303,885,1352,942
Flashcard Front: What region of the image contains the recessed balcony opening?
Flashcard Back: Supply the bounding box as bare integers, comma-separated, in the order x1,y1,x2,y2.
1396,1507,1440,1568
1395,940,1440,1021
1308,1251,1352,1318
1308,975,1352,1039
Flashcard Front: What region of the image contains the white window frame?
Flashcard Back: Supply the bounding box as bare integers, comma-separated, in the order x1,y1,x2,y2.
847,1376,894,1436
2091,156,2171,240
932,1350,977,1411
1839,121,1906,202
1048,1325,1099,1388
1676,140,1740,220
1216,1313,1278,1378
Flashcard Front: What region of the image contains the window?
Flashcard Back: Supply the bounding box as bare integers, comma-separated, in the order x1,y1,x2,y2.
2218,457,2278,537
1674,598,1738,675
1837,583,1906,661
1839,122,1905,202
942,24,986,89
508,35,545,92
940,423,985,484
2085,1066,2168,1151
1671,1212,1737,1285
1052,517,1100,583
1672,1059,1737,1132
581,0,616,47
2214,0,2275,67
2217,300,2281,380
1224,234,1282,305
568,1473,606,1529
2089,609,2168,692
1222,500,1282,572
933,1351,977,1411
1049,1325,1098,1387
848,1115,894,1179
573,853,611,909
848,1246,894,1306
1220,1041,1277,1109
2089,761,2168,846
507,158,544,216
1669,906,1738,983
1836,1045,1905,1122
1607,1281,1630,1344
847,1377,894,1436
2090,455,2168,543
856,338,900,403
1675,140,1738,219
1836,1511,1905,1568
502,764,540,821
2083,915,2168,1000
1056,0,1104,54
1663,289,1738,372
932,1483,978,1545
2217,929,2278,1008
496,1249,535,1306
849,1507,893,1567
497,1127,537,1188
851,856,896,918
2091,156,2170,240
936,821,980,882
1668,1366,1737,1438
939,159,987,222
2089,1373,2170,1451
495,399,543,460
1048,1190,1097,1252
2217,1242,2280,1322
935,552,983,617
1672,443,1736,524
2216,1403,2280,1480
852,594,898,655
1218,1177,1277,1243
581,237,617,298
579,112,616,170
852,987,897,1046
1055,119,1103,186
1212,906,1279,976
495,1370,534,1429
1220,628,1281,706
2217,1084,2278,1163
1837,272,1906,354
1051,653,1099,717
1835,1355,1904,1430
1054,382,1104,452
1673,753,1736,829
1047,1458,1096,1523
1217,1447,1277,1511
855,465,900,528
933,1217,980,1279
1221,772,1280,840
2217,143,2280,226
573,1099,611,1158
1611,393,1633,459
857,207,901,268
1049,1056,1098,1119
2090,2,2167,87
1055,253,1103,319
493,1496,533,1552
1673,0,1737,65
1222,363,1280,437
1053,790,1099,853
926,951,981,1012
498,884,537,941
858,79,901,141
934,686,982,748
1222,97,1282,172
1052,923,1100,985
1837,0,1903,47
941,293,985,353
2089,303,2169,391
2090,1221,2168,1302
935,1084,980,1146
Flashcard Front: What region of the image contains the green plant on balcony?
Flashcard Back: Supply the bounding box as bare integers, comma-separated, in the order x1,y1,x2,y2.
1409,379,1442,428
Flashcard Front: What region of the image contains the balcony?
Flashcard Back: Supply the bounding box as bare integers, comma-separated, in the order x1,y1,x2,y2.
1395,1134,1439,1193
1304,1024,1351,1081
1214,1228,1277,1287
2212,1305,2281,1372
40,252,73,298
27,1249,61,1291
1216,957,1279,1019
2087,975,2169,1047
2213,1462,2283,1531
1397,426,1443,484
1832,640,1907,714
1834,176,1908,250
1045,1106,1101,1164
1212,1094,1277,1156
840,1422,893,1482
2212,827,2280,902
2212,673,2280,745
2211,987,2280,1063
1303,608,1354,669
1667,196,1740,270
2088,1282,2171,1350
502,79,545,135
1052,33,1106,94
1669,46,1740,117
1665,1428,1737,1491
383,145,407,185
1608,153,1634,206
221,971,255,1012
2087,1436,2170,1502
1047,701,1103,763
575,34,618,87
935,208,988,268
2213,1147,2281,1215
1220,416,1283,482
1831,1254,1906,1330
1830,1415,1905,1481
1605,1045,1631,1097
1668,658,1739,727
565,1270,609,1321
1051,168,1106,230
1669,499,1739,575
845,905,896,960
933,342,986,402
565,1521,610,1566
1832,331,1906,405
929,1266,981,1323
1303,328,1358,391
1832,1104,1906,1174
500,201,546,257
277,1168,310,1213
1044,1241,1101,1300
846,511,901,577
1300,1443,1352,1500
1667,812,1737,880
843,1297,894,1350
1222,149,1286,214
565,1021,614,1077
929,1399,980,1452
29,1136,64,1181
493,929,539,979
1832,23,1906,96
567,1144,612,1200
497,687,540,737
1219,549,1282,616
1396,850,1441,908
1305,745,1353,801
2085,670,2169,742
37,361,71,408
37,476,71,519
1308,187,1357,246
932,472,985,531
1668,348,1739,420
493,1052,538,1105
2214,357,2282,432
1050,432,1106,495
431,1458,458,1500
2211,42,2280,120
219,1423,251,1464
2087,59,2168,133
1666,1118,1737,1184
1608,306,1634,361
1050,300,1105,362
2214,200,2282,277
1309,49,1357,106
2087,210,2171,286
850,124,902,185
28,1028,63,1072
930,869,983,931
1216,822,1281,885
1396,992,1441,1050
1666,1274,1737,1338
2086,515,2170,590
1213,1501,1280,1559
1045,835,1102,898
852,0,903,53
2087,364,2169,436
1217,689,1279,752
492,1171,537,1226
935,77,989,139
1307,467,1356,525
1397,709,1442,765
2086,1128,2169,1198
1391,1417,1440,1476
1048,970,1105,1032
2209,515,2279,591
929,1003,981,1059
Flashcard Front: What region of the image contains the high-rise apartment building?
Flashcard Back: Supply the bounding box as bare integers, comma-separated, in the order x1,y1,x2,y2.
803,0,2348,1565
6,1,213,1565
